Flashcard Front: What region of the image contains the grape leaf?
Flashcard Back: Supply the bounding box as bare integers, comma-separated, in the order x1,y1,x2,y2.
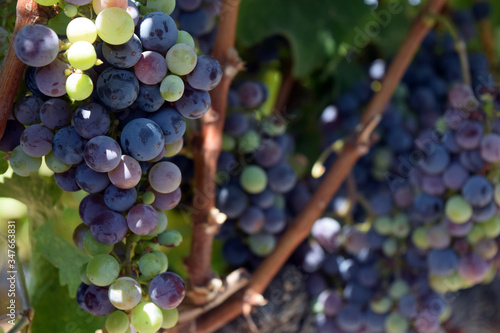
33,219,90,297
30,255,105,333
237,0,373,78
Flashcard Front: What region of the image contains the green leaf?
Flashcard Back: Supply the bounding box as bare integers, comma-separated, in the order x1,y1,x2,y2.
30,255,105,333
237,0,372,78
33,220,90,297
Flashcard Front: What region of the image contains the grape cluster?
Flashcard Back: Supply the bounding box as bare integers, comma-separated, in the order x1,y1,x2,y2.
1,0,223,332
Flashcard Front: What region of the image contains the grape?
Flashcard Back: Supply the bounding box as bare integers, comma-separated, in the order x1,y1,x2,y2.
93,0,128,14
95,8,134,45
79,194,108,225
131,302,163,333
150,211,168,236
83,231,113,255
75,163,110,193
139,252,167,280
238,207,264,234
186,55,222,91
65,0,92,4
474,238,498,260
87,254,120,286
217,185,248,218
66,73,94,101
174,84,211,119
139,12,178,53
428,249,459,276
445,195,473,224
224,113,248,137
398,293,417,318
458,253,490,284
127,204,158,235
108,155,142,189
14,25,59,67
146,0,175,15
318,290,342,317
382,238,398,256
442,162,469,190
109,277,142,310
311,217,341,252
90,210,128,244
96,67,139,109
20,124,53,158
480,133,500,162
148,162,181,194
73,223,90,250
427,224,451,249
462,175,493,207
39,99,71,131
385,312,409,333
413,193,443,223
150,187,181,210
67,41,97,71
84,136,122,172
72,103,110,140
0,120,24,152
467,224,485,244
483,216,500,238
134,51,168,85
255,139,283,168
336,305,363,332
176,31,195,49
178,8,214,37
446,219,473,237
14,95,42,126
160,75,185,102
83,284,115,316
126,0,140,25
392,214,410,238
456,120,483,149
35,0,58,5
373,216,392,235
165,43,197,76
412,227,430,249
106,311,129,333
102,34,142,69
421,174,446,196
104,184,138,212
370,297,392,314
120,118,165,161
239,165,267,194
418,145,450,175
248,233,276,256
164,138,184,158
10,146,42,177
148,107,186,144
178,0,202,11
250,187,275,209
64,5,78,17
160,308,179,329
472,200,496,222
35,59,68,97
365,311,386,333
222,237,250,265
473,1,491,20
136,83,165,112
158,230,182,247
238,81,265,108
267,163,297,193
263,206,286,234
149,272,185,309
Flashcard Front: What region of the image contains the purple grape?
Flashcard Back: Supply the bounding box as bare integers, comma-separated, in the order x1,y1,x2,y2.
83,284,115,316
79,194,108,225
255,139,283,168
90,210,128,244
120,118,165,161
108,155,142,189
267,163,297,193
148,161,182,194
174,84,211,119
356,265,378,288
186,55,222,91
311,217,341,252
480,133,500,163
237,81,265,108
472,200,496,222
77,282,89,312
459,149,485,172
148,107,186,144
178,8,214,37
54,166,80,192
238,206,264,234
462,175,493,207
14,95,42,125
421,174,445,196
427,224,451,249
35,59,68,97
101,34,142,68
83,136,122,173
427,249,458,276
0,120,24,152
73,223,90,250
75,163,110,193
249,187,275,209
39,98,72,130
458,253,490,283
223,113,249,137
262,206,286,234
456,120,483,149
139,12,178,53
443,162,469,190
134,51,168,85
96,67,139,109
136,83,165,112
73,103,110,139
127,204,158,235
446,219,473,237
52,126,87,165
336,304,363,332
418,145,450,175
319,290,342,317
20,124,53,157
343,227,369,254
14,25,59,67
104,185,137,212
151,187,182,210
149,272,186,309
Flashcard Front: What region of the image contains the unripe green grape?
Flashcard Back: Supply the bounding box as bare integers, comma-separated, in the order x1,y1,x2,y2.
160,75,184,102
238,130,260,153
149,211,168,236
109,277,142,310
67,41,97,70
95,7,135,45
45,152,71,173
385,312,409,333
106,311,130,333
370,297,392,314
83,231,113,255
64,4,78,17
373,216,392,235
392,214,410,238
467,224,485,244
164,138,184,158
131,302,163,333
165,43,197,75
240,165,267,194
138,253,162,280
87,254,120,286
222,134,236,151
67,17,97,44
483,216,500,238
388,280,409,300
66,73,93,101
160,308,179,329
142,191,155,205
35,0,58,5
382,237,398,257
152,250,168,273
412,227,430,250
80,263,91,285
445,195,472,224
177,31,195,49
261,118,286,136
248,234,276,256
146,0,175,15
9,146,42,177
158,230,183,247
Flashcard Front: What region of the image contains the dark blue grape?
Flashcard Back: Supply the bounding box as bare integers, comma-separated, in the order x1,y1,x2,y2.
40,98,72,130
136,83,165,112
83,284,115,316
427,249,459,276
73,103,110,139
178,8,214,37
90,210,128,245
139,12,178,53
263,206,286,234
103,184,137,212
120,118,165,161
79,194,108,225
222,237,250,266
186,55,222,91
148,107,186,144
462,175,493,207
0,120,24,152
267,163,296,193
52,126,87,165
14,95,42,125
75,163,110,193
249,187,275,209
101,34,142,68
238,206,264,234
223,112,249,137
96,67,139,109
174,84,211,119
54,166,80,192
216,185,247,219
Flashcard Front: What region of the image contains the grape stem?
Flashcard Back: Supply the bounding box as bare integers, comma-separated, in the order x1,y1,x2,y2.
185,0,243,304
193,0,448,331
0,0,50,140
475,0,495,67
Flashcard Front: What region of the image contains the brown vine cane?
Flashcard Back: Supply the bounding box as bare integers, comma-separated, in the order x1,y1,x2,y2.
0,0,49,140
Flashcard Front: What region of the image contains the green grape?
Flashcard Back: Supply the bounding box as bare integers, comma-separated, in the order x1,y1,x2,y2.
87,254,120,286
164,138,183,158
66,73,93,101
158,230,182,247
445,195,472,224
67,17,97,44
106,311,130,333
412,227,429,250
261,118,286,136
139,253,162,280
388,280,409,300
373,147,393,171
238,130,260,153
165,43,197,75
149,211,168,236
80,263,91,285
83,231,113,255
392,214,410,239
222,134,236,151
370,297,392,314
467,224,485,244
483,216,500,238
131,302,163,333
35,0,58,5
142,191,155,205
146,0,175,15
64,4,78,17
160,308,179,329
439,304,452,322
9,146,42,177
45,152,71,173
177,31,195,49
67,41,97,70
385,312,409,333
95,7,135,45
109,277,143,310
240,165,267,194
373,216,392,235
248,234,276,256
152,251,168,273
160,75,184,102
273,194,285,210
382,237,397,257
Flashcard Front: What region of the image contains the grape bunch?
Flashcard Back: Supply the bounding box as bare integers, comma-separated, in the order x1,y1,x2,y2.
0,0,223,331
